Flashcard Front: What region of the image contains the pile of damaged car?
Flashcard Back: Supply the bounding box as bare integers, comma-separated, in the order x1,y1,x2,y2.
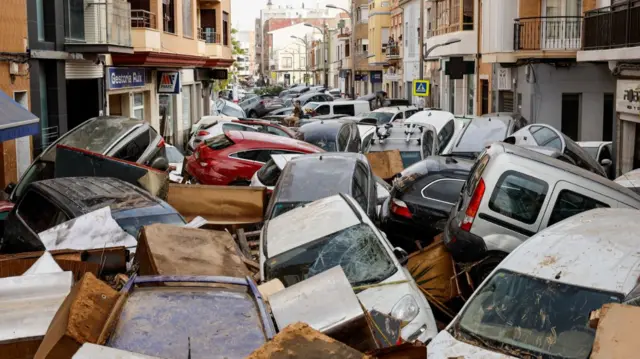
1,110,638,359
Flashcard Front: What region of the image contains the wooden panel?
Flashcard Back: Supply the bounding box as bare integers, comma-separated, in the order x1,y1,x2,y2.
591,303,640,359
366,150,404,180
583,0,597,13
519,0,542,18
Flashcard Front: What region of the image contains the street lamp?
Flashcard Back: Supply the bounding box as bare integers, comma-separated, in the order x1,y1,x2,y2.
291,35,310,85
327,4,355,99
422,39,462,63
304,23,329,88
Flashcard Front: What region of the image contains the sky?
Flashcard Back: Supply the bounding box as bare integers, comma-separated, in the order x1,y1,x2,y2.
231,0,349,31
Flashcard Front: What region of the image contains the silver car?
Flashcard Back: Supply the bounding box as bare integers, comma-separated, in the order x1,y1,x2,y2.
187,117,258,151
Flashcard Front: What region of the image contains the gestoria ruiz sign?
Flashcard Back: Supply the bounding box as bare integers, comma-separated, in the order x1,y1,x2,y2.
617,79,640,116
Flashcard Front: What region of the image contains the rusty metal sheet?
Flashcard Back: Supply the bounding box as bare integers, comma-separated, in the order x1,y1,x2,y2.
166,183,265,224
366,150,404,180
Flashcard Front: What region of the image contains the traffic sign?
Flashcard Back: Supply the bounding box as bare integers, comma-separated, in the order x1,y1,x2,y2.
412,80,430,97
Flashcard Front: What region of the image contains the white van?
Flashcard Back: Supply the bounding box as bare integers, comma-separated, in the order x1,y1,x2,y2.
303,100,370,117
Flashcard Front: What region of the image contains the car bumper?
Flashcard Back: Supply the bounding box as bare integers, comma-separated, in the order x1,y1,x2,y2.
443,216,487,263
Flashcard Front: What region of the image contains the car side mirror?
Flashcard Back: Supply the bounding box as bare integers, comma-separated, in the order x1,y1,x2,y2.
393,247,409,265
4,183,16,195
601,158,612,167
150,157,169,171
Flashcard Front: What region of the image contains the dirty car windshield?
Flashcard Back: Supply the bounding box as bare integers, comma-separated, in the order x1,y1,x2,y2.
450,119,507,158
363,112,394,125
456,270,621,359
265,223,397,287
116,214,186,237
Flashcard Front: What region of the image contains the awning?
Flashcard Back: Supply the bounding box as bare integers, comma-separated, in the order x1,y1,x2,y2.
0,90,39,142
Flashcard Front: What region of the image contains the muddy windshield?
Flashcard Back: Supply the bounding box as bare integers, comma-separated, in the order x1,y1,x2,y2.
455,270,621,359
265,223,397,287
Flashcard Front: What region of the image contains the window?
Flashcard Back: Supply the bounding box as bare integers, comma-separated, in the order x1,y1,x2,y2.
548,190,609,226
422,179,466,204
315,105,330,115
132,93,144,120
489,171,548,225
64,0,84,41
349,124,362,152
530,126,561,150
231,150,271,163
36,0,45,41
394,112,404,121
183,0,193,38
257,159,281,186
223,12,229,46
352,165,369,211
283,57,293,69
113,130,151,162
438,120,455,152
266,126,290,137
337,126,351,151
333,105,355,116
163,0,176,33
205,134,234,150
17,190,69,234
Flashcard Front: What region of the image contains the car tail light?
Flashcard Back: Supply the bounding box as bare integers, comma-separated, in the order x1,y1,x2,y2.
260,100,265,105
197,130,209,136
157,138,165,148
390,198,412,219
460,178,486,232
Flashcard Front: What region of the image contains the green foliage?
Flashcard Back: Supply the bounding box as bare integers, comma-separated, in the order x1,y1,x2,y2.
255,85,284,96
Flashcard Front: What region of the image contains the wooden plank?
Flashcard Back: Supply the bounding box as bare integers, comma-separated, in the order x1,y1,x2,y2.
591,303,640,359
236,228,252,259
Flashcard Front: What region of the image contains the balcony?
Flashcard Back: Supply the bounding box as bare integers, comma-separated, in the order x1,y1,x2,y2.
514,17,583,51
64,0,132,54
131,9,156,29
583,1,640,51
386,43,400,60
199,27,221,44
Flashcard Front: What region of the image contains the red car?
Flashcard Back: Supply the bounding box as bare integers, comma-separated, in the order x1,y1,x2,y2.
186,130,323,185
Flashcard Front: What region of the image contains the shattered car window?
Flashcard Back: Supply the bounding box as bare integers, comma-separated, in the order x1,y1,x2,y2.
270,201,309,219
265,223,397,287
456,270,621,359
53,118,142,159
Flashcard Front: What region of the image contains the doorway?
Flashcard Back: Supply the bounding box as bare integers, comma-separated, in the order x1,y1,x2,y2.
66,79,101,131
481,79,489,114
561,93,581,141
602,93,614,141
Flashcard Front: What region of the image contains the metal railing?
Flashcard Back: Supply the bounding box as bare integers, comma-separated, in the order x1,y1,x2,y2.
65,1,132,47
514,16,583,51
583,0,640,50
131,9,156,29
386,43,400,59
200,27,220,44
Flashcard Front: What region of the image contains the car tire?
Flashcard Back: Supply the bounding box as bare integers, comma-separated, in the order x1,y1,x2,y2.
229,180,251,186
470,252,507,287
249,111,258,118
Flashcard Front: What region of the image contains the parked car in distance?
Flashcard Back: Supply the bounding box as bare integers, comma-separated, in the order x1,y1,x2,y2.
235,119,296,138
188,117,258,151
380,155,474,252
266,107,294,116
615,168,640,194
239,95,283,118
2,117,168,215
294,91,334,106
360,106,420,125
296,120,362,153
578,141,614,178
264,153,378,220
260,194,438,343
505,124,607,177
428,208,640,359
212,98,246,118
302,100,371,118
2,177,186,254
186,131,323,185
444,142,640,280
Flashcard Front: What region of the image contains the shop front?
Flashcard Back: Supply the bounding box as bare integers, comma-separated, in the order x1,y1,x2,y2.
106,67,155,125
616,79,640,175
370,71,383,94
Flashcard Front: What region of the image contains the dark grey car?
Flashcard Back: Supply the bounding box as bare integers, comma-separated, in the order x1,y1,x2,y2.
296,120,361,153
240,96,284,118
6,116,168,205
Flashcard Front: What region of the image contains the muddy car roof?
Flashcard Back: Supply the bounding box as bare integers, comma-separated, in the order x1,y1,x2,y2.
31,177,157,216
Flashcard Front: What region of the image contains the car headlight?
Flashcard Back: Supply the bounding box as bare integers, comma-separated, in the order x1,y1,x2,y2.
391,295,420,323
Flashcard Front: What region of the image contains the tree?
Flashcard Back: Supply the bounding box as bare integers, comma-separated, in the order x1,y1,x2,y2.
215,28,247,92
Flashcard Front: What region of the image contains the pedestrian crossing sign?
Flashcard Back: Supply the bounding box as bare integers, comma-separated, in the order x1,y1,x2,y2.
412,80,430,97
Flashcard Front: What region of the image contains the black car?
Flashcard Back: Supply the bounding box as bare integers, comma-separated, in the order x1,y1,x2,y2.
2,177,186,254
296,120,361,153
264,152,378,220
379,156,473,252
239,95,283,118
294,91,334,106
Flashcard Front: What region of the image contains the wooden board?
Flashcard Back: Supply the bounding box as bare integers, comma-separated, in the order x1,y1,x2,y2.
246,322,370,359
134,224,251,278
591,303,640,359
407,238,459,303
167,183,265,224
366,150,404,180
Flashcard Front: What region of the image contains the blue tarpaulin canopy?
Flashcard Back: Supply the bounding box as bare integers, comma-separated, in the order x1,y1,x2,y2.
0,90,39,142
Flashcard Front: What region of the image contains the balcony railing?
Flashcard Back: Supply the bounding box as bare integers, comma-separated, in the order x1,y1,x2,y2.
65,1,132,48
583,0,640,50
131,9,156,29
200,27,221,44
386,43,400,59
514,17,583,51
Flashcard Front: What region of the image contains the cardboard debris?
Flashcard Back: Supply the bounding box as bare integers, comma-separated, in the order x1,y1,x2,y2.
38,207,137,252
54,145,169,199
407,238,459,304
134,224,251,277
167,183,265,224
34,273,122,359
0,247,128,280
0,269,73,359
591,303,640,359
366,150,404,180
246,322,370,359
72,343,164,359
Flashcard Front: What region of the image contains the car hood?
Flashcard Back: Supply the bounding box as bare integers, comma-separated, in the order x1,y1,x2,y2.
356,269,438,343
427,330,517,359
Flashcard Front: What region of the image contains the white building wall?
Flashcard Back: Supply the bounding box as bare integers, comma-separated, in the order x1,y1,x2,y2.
481,0,518,54
402,0,421,103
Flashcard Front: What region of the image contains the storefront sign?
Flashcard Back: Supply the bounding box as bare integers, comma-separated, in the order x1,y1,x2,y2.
617,79,640,116
157,71,180,94
370,71,383,83
355,73,367,81
106,68,145,90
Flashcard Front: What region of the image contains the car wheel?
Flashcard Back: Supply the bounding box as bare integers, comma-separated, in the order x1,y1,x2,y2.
470,253,506,287
229,180,251,186
249,111,258,118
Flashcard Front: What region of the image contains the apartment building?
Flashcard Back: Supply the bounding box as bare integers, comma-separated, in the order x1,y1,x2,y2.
399,0,423,103
367,0,391,94
269,23,320,85
383,0,403,98
577,0,640,174
235,30,256,80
